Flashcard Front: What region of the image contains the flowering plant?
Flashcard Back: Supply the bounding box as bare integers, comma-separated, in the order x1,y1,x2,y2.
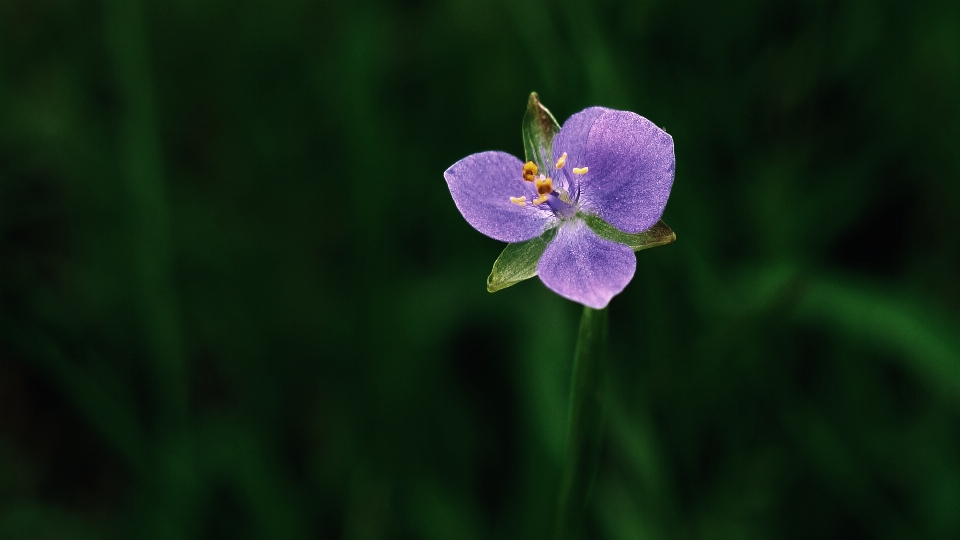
444,93,676,308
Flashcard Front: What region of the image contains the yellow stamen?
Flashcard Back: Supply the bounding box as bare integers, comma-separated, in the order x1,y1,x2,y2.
572,167,588,175
510,196,527,207
555,152,567,169
522,161,538,182
535,176,553,196
532,194,549,205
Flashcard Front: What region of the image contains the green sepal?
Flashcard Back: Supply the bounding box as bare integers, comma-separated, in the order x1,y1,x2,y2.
582,213,677,252
486,227,557,293
522,92,561,172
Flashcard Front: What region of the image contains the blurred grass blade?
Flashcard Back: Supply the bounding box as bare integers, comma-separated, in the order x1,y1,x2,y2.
0,505,103,540
584,214,676,252
104,0,189,423
796,277,960,404
523,92,561,172
0,318,148,477
487,227,556,292
556,306,608,540
407,481,484,540
197,422,304,539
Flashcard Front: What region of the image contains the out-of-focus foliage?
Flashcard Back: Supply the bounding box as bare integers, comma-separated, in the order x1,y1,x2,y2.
2,0,960,538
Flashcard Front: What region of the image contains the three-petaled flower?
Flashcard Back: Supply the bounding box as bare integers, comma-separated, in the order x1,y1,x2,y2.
444,103,675,309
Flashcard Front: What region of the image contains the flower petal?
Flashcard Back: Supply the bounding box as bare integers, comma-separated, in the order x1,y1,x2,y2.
552,107,609,194
537,219,636,309
577,110,675,234
444,151,555,242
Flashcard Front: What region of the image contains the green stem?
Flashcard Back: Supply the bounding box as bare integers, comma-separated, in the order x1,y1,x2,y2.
556,306,609,540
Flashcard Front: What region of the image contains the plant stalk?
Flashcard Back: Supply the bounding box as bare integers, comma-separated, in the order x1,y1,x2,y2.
556,305,609,540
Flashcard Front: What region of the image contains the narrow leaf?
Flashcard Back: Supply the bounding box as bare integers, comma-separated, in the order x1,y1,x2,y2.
522,92,561,172
487,227,557,292
583,214,676,252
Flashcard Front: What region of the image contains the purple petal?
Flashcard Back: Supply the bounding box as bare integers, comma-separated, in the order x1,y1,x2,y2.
552,107,610,194
577,110,675,234
537,219,636,309
444,151,555,242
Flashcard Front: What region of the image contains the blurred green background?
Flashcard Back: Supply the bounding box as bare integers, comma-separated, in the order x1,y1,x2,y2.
3,0,960,538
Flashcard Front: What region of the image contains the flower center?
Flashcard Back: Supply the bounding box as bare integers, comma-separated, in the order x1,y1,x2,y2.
534,176,554,204
509,155,587,220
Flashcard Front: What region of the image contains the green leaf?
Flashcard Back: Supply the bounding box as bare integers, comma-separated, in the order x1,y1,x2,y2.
522,92,561,172
582,214,677,252
486,227,557,292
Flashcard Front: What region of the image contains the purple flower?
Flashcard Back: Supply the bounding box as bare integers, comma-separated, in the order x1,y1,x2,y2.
444,106,675,309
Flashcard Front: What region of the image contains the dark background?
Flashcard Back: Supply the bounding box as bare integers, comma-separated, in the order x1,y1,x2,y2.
3,0,960,538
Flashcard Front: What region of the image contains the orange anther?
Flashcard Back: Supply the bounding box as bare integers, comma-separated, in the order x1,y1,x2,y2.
522,162,538,182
